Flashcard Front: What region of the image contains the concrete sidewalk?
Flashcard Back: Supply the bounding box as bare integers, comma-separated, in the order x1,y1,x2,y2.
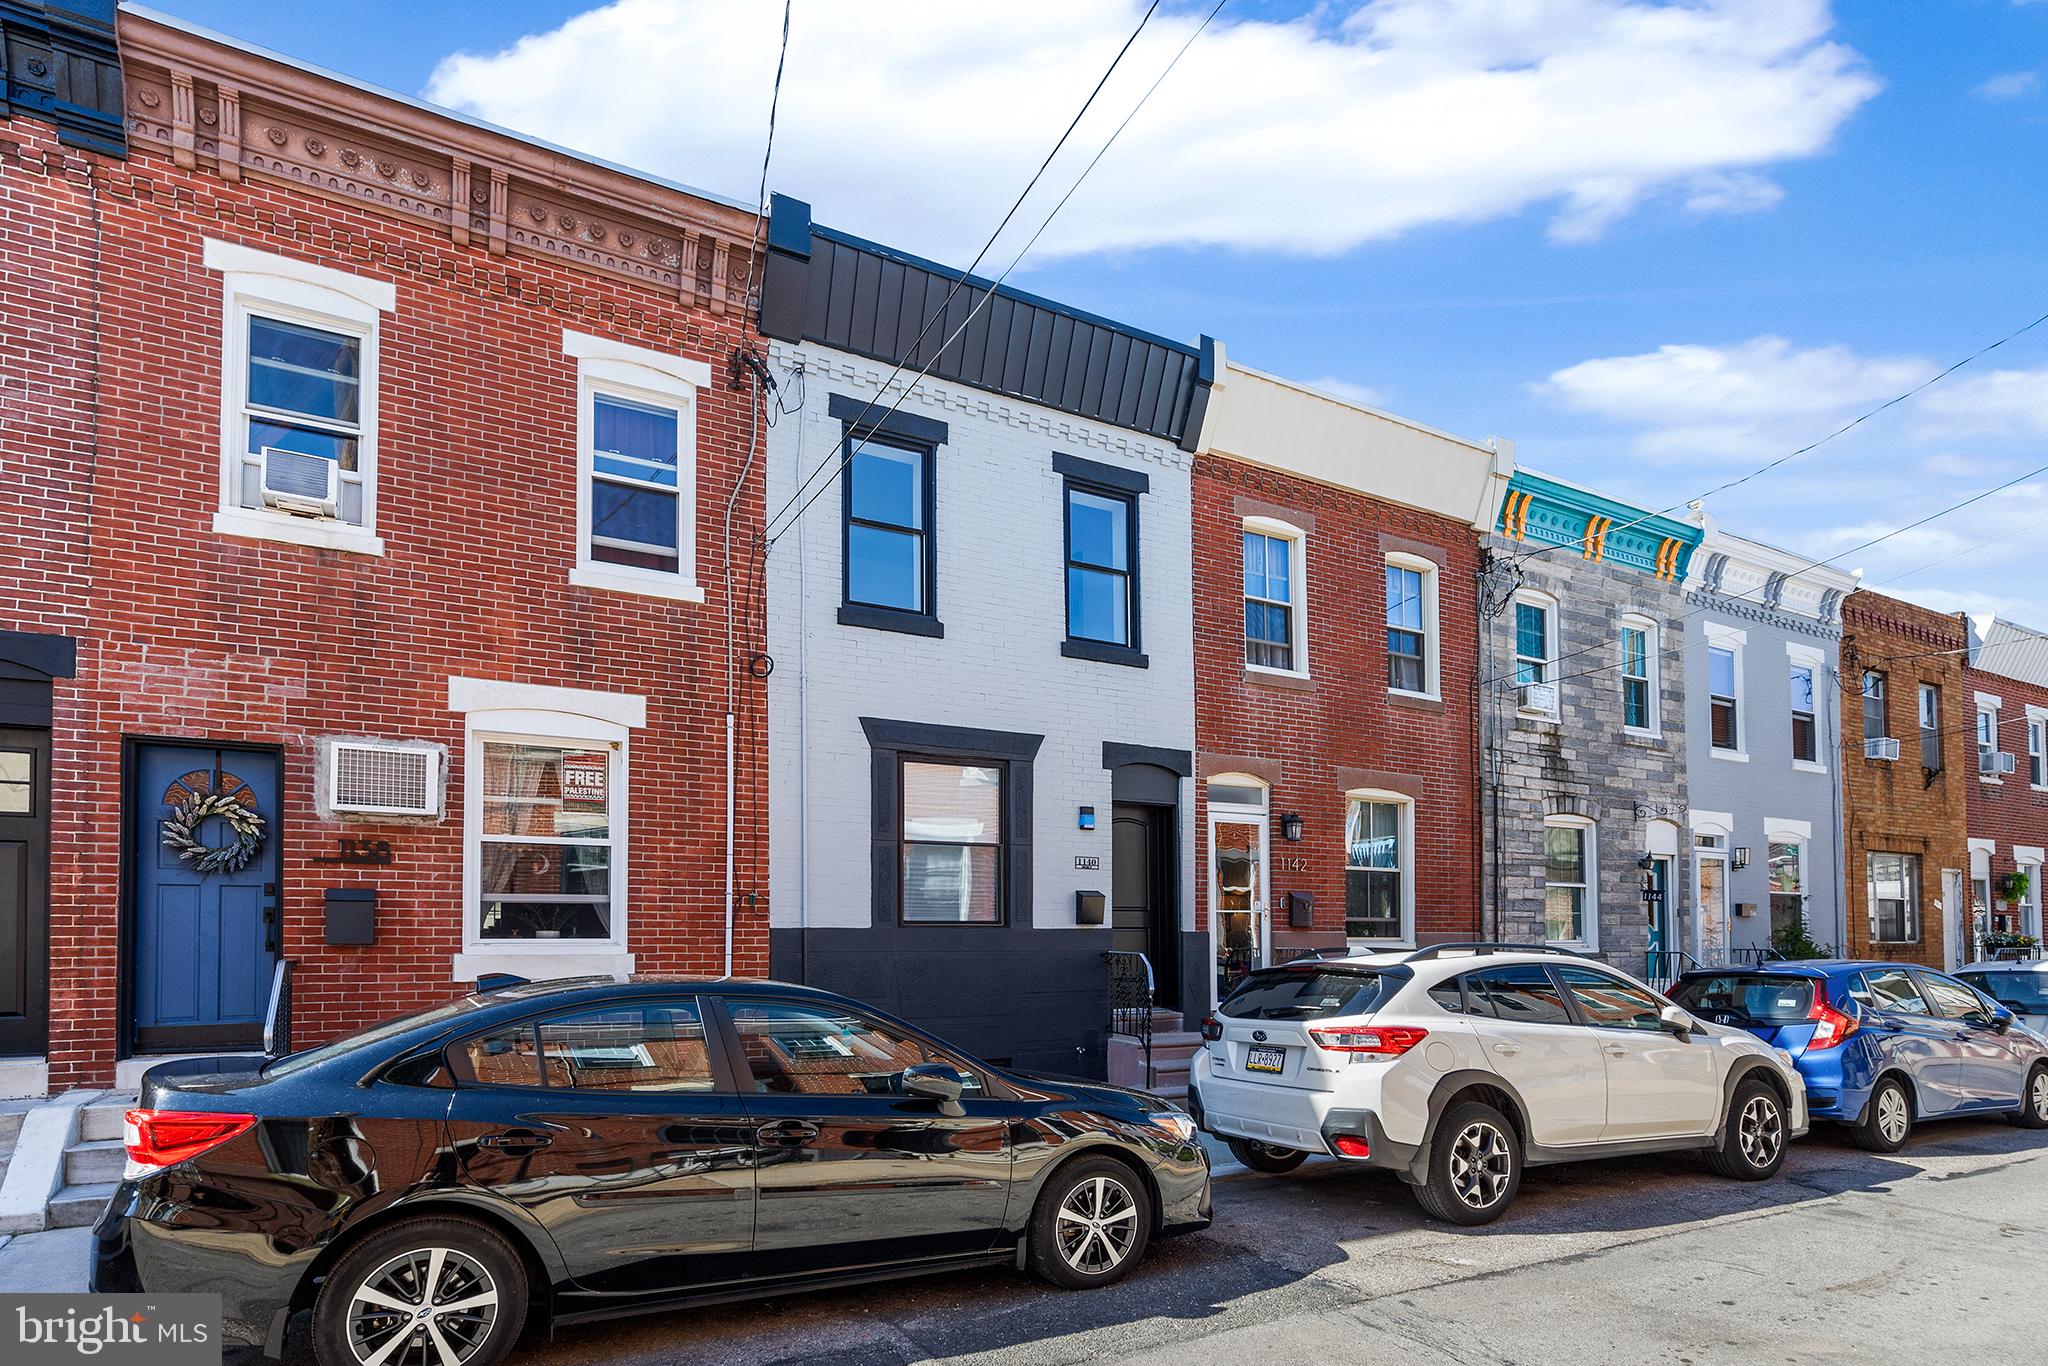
0,1225,92,1292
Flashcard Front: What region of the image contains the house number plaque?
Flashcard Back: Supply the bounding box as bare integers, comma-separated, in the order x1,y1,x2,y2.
313,837,394,866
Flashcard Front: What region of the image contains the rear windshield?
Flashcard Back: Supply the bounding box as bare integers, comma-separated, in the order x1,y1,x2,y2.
1959,972,2048,1013
264,995,488,1079
1669,973,1815,1026
1220,968,1397,1021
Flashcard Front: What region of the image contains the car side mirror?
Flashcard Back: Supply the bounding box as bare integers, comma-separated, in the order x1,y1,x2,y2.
901,1063,966,1115
1659,1004,1696,1040
1990,1006,2016,1034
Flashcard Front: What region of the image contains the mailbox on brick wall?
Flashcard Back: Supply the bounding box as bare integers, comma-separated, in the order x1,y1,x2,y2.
323,888,378,946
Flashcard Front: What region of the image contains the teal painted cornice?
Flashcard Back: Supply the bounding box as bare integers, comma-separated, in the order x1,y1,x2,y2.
1495,471,1703,580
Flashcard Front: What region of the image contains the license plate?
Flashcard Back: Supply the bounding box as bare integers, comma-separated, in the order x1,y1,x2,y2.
1245,1045,1285,1074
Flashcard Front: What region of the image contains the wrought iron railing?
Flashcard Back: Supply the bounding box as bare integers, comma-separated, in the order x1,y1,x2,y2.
1644,947,1704,993
1105,950,1155,1089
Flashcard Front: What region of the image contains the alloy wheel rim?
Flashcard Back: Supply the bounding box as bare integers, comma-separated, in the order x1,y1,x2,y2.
1055,1175,1139,1275
1877,1086,1909,1144
2032,1071,2048,1120
1737,1095,1783,1167
1448,1121,1512,1209
346,1246,499,1366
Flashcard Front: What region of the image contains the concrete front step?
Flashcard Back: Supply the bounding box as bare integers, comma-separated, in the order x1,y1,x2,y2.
47,1182,117,1230
79,1096,135,1145
64,1139,125,1187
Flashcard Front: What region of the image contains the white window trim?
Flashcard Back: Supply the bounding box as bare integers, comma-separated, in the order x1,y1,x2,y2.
1976,693,2004,784
1703,621,1748,762
1617,611,1659,736
1344,788,1416,948
1866,851,1922,946
1384,553,1440,701
205,238,391,556
2028,706,2048,790
1785,642,1826,772
449,677,646,981
1512,588,1561,719
1766,834,1809,926
1242,516,1309,679
1543,813,1598,952
565,329,710,605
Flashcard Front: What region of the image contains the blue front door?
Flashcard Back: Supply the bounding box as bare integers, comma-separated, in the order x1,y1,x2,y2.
132,743,279,1052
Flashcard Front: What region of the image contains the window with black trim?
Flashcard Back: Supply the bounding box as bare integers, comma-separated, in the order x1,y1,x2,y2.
1064,484,1136,648
844,434,934,617
900,759,1004,924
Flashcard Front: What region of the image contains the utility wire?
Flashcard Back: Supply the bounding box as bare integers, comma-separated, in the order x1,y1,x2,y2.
1508,305,2048,569
738,0,793,315
765,0,1228,546
759,0,1171,542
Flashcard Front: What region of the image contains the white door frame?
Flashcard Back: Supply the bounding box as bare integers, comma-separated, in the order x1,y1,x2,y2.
1693,849,1729,964
1207,802,1270,1011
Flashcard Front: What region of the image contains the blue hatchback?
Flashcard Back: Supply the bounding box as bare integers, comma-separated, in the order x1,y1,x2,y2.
1669,961,2048,1151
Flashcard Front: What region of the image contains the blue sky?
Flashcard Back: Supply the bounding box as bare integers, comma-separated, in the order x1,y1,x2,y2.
148,0,2048,624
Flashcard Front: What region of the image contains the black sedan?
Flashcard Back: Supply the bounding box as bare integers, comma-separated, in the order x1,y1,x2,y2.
91,975,1211,1366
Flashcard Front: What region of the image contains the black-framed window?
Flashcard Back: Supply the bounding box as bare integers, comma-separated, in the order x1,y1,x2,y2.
1065,485,1135,647
844,435,932,614
899,758,1005,925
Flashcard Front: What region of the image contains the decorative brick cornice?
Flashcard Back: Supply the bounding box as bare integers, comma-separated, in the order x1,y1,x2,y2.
1842,589,1967,651
114,9,758,312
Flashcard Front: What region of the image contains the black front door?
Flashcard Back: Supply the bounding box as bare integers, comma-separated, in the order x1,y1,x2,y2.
1113,804,1179,1010
447,996,758,1298
0,728,50,1056
722,997,1011,1278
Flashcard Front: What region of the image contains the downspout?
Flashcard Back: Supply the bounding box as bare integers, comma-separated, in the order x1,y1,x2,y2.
723,354,766,978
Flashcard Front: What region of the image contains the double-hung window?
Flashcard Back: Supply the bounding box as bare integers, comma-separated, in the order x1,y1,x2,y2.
900,760,1003,924
1619,616,1655,732
1978,702,1999,777
1867,852,1921,944
206,239,393,554
1790,665,1818,764
1054,450,1149,666
1543,817,1596,947
1513,591,1559,716
1705,623,1746,754
1345,795,1412,945
1385,556,1438,697
1863,670,1888,740
1919,684,1942,771
1768,840,1806,937
1243,520,1305,673
846,438,931,614
475,739,619,943
565,330,707,603
2029,710,2047,788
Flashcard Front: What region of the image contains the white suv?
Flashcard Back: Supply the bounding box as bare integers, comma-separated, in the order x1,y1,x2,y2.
1189,943,1808,1224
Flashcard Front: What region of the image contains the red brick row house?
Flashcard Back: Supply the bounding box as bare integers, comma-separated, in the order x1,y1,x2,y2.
1188,346,1510,1005
0,4,770,1093
1964,616,2048,962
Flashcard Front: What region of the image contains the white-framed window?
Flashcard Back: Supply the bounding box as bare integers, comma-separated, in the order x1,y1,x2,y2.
1704,622,1747,758
1384,554,1439,698
1768,839,1806,932
564,330,710,604
205,239,394,555
1513,589,1559,716
1542,815,1597,949
1920,683,1943,771
1618,613,1657,734
1787,643,1825,772
1867,851,1921,944
2017,850,2044,939
449,677,645,981
1243,517,1307,675
2028,708,2048,789
1977,693,2002,780
1862,670,1888,741
1344,790,1414,946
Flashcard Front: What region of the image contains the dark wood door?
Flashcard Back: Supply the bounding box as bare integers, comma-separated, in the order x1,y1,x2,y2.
0,728,49,1056
1113,804,1180,1010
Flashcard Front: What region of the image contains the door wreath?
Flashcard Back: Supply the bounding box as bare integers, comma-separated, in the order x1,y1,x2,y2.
161,789,267,875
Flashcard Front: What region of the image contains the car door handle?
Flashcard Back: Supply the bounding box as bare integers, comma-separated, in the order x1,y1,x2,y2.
1491,1043,1522,1058
476,1129,552,1151
1603,1044,1630,1058
755,1120,821,1147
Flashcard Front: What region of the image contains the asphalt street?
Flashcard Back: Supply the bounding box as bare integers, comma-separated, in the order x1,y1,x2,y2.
242,1115,2048,1366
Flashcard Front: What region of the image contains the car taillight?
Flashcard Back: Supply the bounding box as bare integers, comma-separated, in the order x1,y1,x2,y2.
123,1109,256,1170
1200,1016,1223,1042
1309,1025,1428,1056
1807,998,1860,1050
1331,1134,1372,1158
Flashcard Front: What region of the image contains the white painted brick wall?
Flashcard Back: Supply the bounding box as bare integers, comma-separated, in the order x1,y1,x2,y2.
764,343,1197,936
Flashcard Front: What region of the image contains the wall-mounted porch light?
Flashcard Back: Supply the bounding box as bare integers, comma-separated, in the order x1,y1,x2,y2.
1732,846,1751,870
1280,811,1304,842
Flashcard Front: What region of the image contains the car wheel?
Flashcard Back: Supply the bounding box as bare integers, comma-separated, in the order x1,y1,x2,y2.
1026,1154,1154,1290
1706,1076,1788,1181
1225,1138,1308,1174
2014,1065,2048,1130
312,1216,527,1366
1411,1099,1521,1226
1848,1075,1914,1153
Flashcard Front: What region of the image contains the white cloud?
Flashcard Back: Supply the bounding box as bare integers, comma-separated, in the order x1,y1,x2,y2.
1913,367,2048,439
1977,70,2042,99
424,0,1877,262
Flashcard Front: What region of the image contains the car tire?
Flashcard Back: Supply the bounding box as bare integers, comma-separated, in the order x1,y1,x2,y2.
1225,1138,1308,1174
1848,1075,1914,1153
1706,1075,1789,1181
2013,1065,2048,1130
312,1215,528,1366
1411,1099,1521,1226
1026,1154,1154,1290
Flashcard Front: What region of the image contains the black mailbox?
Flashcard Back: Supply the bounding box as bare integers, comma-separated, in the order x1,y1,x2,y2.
1075,889,1105,926
324,887,377,945
1287,891,1315,928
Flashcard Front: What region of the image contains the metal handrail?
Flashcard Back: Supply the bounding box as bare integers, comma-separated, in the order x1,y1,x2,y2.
1644,947,1705,992
263,958,298,1057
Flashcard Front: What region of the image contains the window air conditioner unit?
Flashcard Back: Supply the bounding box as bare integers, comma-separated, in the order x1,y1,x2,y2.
1982,751,2018,776
1865,737,1900,761
328,740,440,817
1517,682,1558,713
259,446,340,518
